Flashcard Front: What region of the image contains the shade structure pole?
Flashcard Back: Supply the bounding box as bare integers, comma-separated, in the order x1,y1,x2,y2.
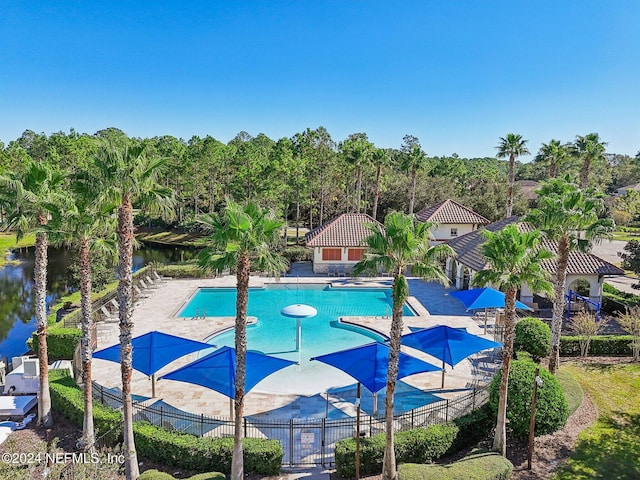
356,382,361,480
373,392,378,416
484,308,488,335
229,398,233,420
441,360,446,389
151,374,157,398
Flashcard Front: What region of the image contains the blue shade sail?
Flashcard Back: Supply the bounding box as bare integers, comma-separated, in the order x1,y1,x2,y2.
449,287,533,311
401,325,502,368
159,346,296,399
93,330,214,376
311,341,440,394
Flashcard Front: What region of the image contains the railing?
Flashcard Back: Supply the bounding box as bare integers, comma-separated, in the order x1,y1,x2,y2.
92,381,490,467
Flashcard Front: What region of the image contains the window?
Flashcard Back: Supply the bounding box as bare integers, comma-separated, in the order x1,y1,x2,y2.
348,248,366,261
450,228,458,237
322,248,342,261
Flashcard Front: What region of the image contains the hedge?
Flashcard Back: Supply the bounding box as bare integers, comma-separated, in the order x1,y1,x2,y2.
139,469,225,480
134,422,282,475
49,370,122,445
282,246,312,263
335,424,459,478
49,371,283,475
447,403,494,455
28,325,81,361
398,449,513,480
560,335,635,356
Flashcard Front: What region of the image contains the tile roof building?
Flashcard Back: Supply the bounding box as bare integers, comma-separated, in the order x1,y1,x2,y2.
415,199,490,244
445,216,624,308
305,213,382,274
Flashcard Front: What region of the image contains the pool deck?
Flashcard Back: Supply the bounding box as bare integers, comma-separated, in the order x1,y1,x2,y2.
92,271,500,419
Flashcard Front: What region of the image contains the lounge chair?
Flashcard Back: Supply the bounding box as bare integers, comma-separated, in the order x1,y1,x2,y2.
153,271,170,283
133,285,151,299
327,264,335,276
337,264,346,277
145,275,163,288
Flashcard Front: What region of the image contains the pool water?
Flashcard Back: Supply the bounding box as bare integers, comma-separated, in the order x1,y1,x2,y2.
179,284,414,394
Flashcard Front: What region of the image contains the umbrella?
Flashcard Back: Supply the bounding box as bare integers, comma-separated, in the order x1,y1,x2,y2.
401,325,502,389
93,330,214,397
312,341,440,480
159,346,296,403
449,287,533,334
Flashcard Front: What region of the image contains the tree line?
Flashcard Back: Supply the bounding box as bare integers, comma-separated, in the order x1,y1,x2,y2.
2,127,638,229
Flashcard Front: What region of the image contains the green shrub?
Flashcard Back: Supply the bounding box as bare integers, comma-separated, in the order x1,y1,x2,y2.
29,325,81,360
514,317,550,361
560,335,634,356
156,263,209,278
48,370,122,445
335,423,459,478
188,472,226,480
134,422,282,475
139,470,226,480
398,449,513,480
448,403,495,454
489,360,568,438
282,246,312,262
139,470,175,480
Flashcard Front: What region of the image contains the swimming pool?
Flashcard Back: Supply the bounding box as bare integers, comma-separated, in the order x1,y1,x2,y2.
179,284,414,394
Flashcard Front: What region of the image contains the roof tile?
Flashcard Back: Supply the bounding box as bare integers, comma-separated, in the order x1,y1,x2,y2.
305,213,382,247
416,199,490,225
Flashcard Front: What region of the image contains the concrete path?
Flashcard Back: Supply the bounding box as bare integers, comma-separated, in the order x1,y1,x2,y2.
592,239,639,294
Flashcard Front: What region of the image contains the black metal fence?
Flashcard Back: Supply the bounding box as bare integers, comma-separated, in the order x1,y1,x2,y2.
92,382,490,467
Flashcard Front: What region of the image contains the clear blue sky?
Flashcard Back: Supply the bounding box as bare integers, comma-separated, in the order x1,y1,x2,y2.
1,1,638,158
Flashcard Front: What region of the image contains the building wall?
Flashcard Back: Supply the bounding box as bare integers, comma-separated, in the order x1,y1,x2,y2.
429,224,479,245
311,247,367,273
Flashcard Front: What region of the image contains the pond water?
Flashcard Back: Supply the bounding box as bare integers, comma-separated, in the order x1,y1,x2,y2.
0,243,196,360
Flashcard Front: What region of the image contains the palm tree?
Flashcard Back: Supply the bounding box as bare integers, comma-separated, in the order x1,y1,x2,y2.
575,133,607,188
95,139,174,480
496,134,530,218
54,173,116,452
535,139,572,179
197,199,288,480
352,212,453,480
0,160,65,428
400,135,428,215
526,176,613,374
472,224,553,456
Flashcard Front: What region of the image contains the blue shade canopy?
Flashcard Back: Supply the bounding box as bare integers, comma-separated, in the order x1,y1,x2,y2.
401,325,502,367
449,287,533,311
311,342,440,394
159,346,296,399
93,331,214,376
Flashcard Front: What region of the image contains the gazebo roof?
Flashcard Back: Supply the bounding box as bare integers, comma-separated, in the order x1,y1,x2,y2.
415,199,490,225
447,216,624,276
305,213,382,247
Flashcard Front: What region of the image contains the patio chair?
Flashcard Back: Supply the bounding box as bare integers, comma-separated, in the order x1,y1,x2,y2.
144,276,162,289
337,264,346,277
327,264,336,276
153,271,170,283
133,284,151,300
99,305,117,322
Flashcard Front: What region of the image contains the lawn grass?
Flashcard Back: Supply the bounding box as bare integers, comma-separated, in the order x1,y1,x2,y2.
556,367,584,416
0,232,36,268
551,362,640,480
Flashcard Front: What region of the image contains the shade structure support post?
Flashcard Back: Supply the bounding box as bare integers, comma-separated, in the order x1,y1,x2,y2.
229,398,233,421
356,382,361,480
484,308,488,335
151,374,157,398
441,360,446,389
373,392,378,416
